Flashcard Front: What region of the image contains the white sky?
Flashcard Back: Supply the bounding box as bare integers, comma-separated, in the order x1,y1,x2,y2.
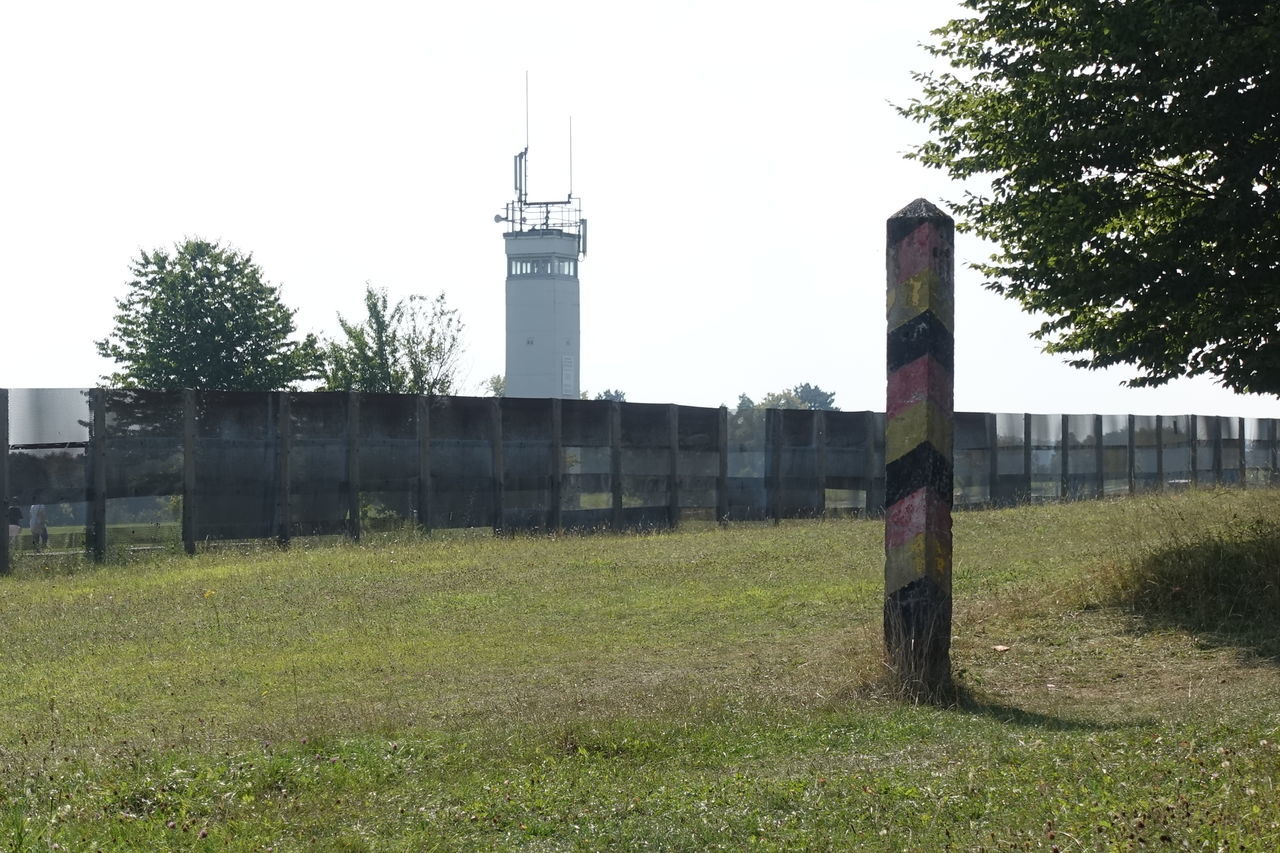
1,0,1274,419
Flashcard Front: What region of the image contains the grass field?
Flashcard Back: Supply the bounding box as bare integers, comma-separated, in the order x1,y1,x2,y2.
2,488,1278,850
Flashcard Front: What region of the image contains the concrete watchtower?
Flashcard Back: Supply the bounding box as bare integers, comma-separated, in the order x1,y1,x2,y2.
496,147,587,399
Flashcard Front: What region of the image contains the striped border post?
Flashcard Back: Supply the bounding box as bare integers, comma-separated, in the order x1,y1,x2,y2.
885,198,955,698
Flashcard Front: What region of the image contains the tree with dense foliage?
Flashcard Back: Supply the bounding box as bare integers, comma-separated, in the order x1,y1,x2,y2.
320,285,464,396
97,240,318,390
594,389,627,402
769,382,838,411
901,0,1280,395
483,374,506,397
750,383,839,412
727,384,840,475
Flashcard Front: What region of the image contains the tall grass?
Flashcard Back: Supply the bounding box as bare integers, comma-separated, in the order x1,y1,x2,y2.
1084,489,1280,659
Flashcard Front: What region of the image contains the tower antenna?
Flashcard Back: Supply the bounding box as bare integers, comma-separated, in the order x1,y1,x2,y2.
524,71,530,151
568,116,574,197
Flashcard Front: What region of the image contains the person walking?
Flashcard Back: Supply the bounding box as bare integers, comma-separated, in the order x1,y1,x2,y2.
29,493,48,552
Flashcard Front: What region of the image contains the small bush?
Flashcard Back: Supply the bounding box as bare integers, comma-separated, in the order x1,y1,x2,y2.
1095,507,1280,658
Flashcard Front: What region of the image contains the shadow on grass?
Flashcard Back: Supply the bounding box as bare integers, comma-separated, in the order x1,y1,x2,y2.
852,677,1139,731
950,690,1143,732
1099,518,1280,663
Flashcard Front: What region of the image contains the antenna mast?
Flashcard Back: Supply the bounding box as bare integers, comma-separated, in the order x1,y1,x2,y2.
497,77,583,258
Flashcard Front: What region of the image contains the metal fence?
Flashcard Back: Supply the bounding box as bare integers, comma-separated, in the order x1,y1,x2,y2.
2,387,1277,566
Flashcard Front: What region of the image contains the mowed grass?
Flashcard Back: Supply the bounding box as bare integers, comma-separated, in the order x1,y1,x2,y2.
2,490,1279,850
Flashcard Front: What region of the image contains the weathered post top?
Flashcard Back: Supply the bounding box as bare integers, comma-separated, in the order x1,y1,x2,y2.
884,198,955,700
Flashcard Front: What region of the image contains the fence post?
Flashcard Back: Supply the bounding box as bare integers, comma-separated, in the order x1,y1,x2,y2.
491,397,504,534
89,386,108,560
815,409,827,517
182,390,197,555
717,405,729,525
346,392,361,541
984,413,998,505
1238,417,1247,487
1094,414,1105,498
1022,414,1032,500
416,396,432,534
1,389,9,575
884,198,954,698
1127,414,1136,494
1060,413,1071,499
667,404,680,530
1212,416,1223,486
1189,415,1199,486
609,401,623,531
275,392,291,547
867,410,886,515
1272,419,1278,485
550,398,563,531
766,408,782,524
1156,414,1165,490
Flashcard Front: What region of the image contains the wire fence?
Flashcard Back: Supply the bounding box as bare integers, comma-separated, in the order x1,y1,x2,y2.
2,387,1276,566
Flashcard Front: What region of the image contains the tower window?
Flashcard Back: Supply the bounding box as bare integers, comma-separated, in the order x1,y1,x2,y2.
509,257,577,277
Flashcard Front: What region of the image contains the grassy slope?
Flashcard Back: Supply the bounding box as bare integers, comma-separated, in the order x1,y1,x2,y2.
1,490,1278,850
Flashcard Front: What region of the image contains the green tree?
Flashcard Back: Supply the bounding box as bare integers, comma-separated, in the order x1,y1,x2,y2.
594,389,626,402
761,383,838,411
901,0,1280,395
726,385,837,476
96,240,318,390
321,285,464,396
483,374,506,397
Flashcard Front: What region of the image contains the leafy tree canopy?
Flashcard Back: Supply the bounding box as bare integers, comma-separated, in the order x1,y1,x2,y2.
901,0,1280,395
96,239,318,391
594,389,627,402
320,285,464,396
742,383,840,412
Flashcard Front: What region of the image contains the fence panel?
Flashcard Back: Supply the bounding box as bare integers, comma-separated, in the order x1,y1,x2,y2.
560,399,612,529
1101,414,1129,496
1194,415,1216,485
501,397,555,529
1065,414,1098,499
619,403,673,528
1162,415,1193,486
676,405,720,519
824,411,878,515
103,389,183,548
954,412,989,506
358,393,419,531
193,392,276,540
992,413,1027,505
1028,414,1062,500
778,409,823,517
726,403,766,520
1244,419,1274,486
430,396,497,529
1132,415,1160,492
1219,417,1242,485
287,392,350,537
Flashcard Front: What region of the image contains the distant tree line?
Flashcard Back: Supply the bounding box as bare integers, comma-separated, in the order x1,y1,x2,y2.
97,239,465,395
96,240,845,415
